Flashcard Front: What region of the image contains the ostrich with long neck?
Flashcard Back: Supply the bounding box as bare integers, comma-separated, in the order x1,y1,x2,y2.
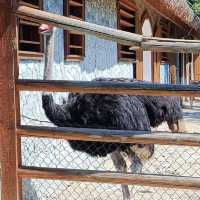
39,24,154,200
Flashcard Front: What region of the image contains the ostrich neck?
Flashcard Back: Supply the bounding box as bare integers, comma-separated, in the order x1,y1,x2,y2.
41,28,73,125
43,31,54,80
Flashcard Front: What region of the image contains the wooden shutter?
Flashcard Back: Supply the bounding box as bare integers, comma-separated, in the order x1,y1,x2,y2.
64,0,85,61
18,0,43,59
117,0,136,62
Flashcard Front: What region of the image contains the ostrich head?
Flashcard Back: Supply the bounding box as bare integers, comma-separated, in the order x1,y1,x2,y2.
39,24,53,36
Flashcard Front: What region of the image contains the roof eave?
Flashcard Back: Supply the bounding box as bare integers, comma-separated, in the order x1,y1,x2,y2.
144,0,200,37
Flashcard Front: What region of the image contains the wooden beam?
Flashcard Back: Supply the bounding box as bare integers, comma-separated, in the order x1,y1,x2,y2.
140,41,200,53
15,5,142,46
15,6,200,53
0,1,18,199
16,79,200,97
17,126,200,147
18,167,200,190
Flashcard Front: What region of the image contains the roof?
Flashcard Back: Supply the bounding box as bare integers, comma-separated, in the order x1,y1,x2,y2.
144,0,200,37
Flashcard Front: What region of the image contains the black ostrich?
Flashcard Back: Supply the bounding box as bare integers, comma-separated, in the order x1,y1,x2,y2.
42,92,152,157
137,95,184,132
95,78,185,133
39,24,154,200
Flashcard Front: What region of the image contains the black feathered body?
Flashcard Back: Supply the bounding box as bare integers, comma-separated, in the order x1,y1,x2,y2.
94,78,183,129
137,96,182,128
42,92,151,157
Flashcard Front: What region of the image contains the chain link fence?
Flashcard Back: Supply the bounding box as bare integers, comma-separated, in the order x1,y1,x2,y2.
20,91,200,200
22,179,200,200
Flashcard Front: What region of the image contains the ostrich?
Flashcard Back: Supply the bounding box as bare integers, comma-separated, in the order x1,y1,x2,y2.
137,95,184,132
94,78,185,133
39,24,154,200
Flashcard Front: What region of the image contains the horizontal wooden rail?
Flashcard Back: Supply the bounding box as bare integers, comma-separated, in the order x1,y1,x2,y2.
16,5,141,46
18,167,200,190
16,79,200,97
15,5,200,53
17,126,200,147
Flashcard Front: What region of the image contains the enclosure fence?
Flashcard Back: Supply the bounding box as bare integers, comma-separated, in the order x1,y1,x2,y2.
0,1,200,200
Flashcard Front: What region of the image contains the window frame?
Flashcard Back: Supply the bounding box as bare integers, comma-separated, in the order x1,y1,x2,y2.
18,0,43,60
64,0,85,61
117,0,136,63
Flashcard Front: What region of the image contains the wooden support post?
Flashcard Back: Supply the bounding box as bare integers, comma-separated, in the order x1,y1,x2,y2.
0,1,19,199
153,27,161,83
194,53,200,81
168,53,177,84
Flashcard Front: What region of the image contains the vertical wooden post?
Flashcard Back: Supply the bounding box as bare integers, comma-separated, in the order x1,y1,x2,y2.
168,53,177,84
135,11,143,80
194,53,200,81
0,1,18,199
136,49,143,80
153,26,161,83
191,54,194,81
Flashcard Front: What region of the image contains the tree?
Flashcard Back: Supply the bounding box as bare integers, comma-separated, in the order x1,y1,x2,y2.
187,0,200,15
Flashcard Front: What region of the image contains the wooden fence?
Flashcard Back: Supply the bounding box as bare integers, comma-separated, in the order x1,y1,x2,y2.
0,1,200,199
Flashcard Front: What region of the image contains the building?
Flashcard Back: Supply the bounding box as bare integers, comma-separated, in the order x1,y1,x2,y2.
19,0,200,85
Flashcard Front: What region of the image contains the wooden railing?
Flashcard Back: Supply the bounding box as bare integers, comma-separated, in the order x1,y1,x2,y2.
0,1,200,200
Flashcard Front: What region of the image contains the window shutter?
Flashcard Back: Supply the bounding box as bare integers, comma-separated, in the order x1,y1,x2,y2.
64,0,85,61
18,0,43,59
117,0,136,62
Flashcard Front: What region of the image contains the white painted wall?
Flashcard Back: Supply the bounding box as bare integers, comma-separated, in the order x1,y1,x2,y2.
142,18,152,82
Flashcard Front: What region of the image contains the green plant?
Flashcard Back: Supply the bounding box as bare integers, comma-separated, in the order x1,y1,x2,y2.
187,0,200,15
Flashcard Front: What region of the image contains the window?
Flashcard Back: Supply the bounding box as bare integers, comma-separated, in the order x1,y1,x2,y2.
160,18,170,64
64,0,85,61
117,0,136,62
20,0,42,8
18,0,43,59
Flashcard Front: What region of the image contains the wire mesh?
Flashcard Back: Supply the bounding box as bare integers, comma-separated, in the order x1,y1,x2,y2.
22,179,200,200
21,137,200,177
20,91,200,200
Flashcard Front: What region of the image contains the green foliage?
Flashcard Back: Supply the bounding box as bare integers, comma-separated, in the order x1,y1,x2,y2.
188,0,200,15
193,0,200,15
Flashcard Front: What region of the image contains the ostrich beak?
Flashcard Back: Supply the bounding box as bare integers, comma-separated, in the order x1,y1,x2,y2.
39,24,53,35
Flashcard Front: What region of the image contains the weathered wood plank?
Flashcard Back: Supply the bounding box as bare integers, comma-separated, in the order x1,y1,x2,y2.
15,6,200,53
18,167,200,190
17,126,200,147
15,5,142,46
16,79,200,97
0,1,18,199
140,41,200,53
144,36,200,44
